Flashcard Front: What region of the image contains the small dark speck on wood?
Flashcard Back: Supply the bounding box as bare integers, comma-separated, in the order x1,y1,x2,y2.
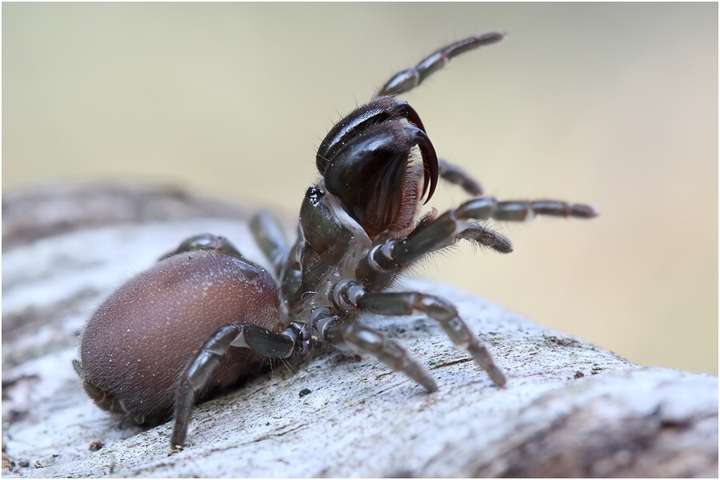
88,441,104,452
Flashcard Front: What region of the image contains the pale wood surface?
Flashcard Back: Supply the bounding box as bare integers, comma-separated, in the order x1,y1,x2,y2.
2,185,717,477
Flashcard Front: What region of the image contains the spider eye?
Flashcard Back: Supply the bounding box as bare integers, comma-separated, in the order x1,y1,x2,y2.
305,186,325,206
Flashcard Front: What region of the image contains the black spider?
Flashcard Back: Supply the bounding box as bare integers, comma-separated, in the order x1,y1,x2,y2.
74,32,597,449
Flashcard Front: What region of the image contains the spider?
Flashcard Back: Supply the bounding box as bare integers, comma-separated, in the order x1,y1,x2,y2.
74,32,596,449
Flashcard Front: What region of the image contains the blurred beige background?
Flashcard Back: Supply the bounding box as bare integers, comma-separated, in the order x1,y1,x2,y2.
3,3,717,374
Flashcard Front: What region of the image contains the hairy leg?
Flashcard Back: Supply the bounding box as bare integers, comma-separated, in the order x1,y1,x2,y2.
359,195,595,282
357,211,511,285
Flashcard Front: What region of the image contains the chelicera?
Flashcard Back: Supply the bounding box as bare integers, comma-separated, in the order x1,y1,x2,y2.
74,33,597,449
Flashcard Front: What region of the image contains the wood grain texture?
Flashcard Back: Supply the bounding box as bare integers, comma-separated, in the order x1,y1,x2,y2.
2,184,717,477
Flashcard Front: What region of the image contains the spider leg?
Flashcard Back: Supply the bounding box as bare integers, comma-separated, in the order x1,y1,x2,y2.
438,158,483,196
158,233,247,261
171,323,297,449
334,320,437,393
357,291,506,387
359,195,596,281
455,196,597,222
374,32,505,98
358,211,512,285
250,210,289,280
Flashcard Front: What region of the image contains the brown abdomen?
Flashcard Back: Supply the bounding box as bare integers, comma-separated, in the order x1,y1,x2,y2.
79,251,279,424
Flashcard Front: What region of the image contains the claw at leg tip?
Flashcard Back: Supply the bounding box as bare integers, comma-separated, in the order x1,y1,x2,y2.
491,370,507,389
170,433,186,452
424,378,439,393
577,204,599,218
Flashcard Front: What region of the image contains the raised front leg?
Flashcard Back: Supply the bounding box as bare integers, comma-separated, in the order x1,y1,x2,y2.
357,210,512,285
438,158,483,196
171,323,298,449
358,195,596,282
357,291,506,387
374,32,505,98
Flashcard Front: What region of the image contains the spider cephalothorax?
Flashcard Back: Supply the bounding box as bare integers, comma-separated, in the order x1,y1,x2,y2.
75,32,597,449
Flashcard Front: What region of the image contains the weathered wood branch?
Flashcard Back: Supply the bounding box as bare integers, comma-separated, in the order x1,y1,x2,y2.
2,184,717,477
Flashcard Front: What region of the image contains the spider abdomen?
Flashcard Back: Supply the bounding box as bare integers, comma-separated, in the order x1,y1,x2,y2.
78,251,280,424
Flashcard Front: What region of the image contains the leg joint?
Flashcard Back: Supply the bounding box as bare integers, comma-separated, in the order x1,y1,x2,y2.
414,294,458,322
331,280,366,313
